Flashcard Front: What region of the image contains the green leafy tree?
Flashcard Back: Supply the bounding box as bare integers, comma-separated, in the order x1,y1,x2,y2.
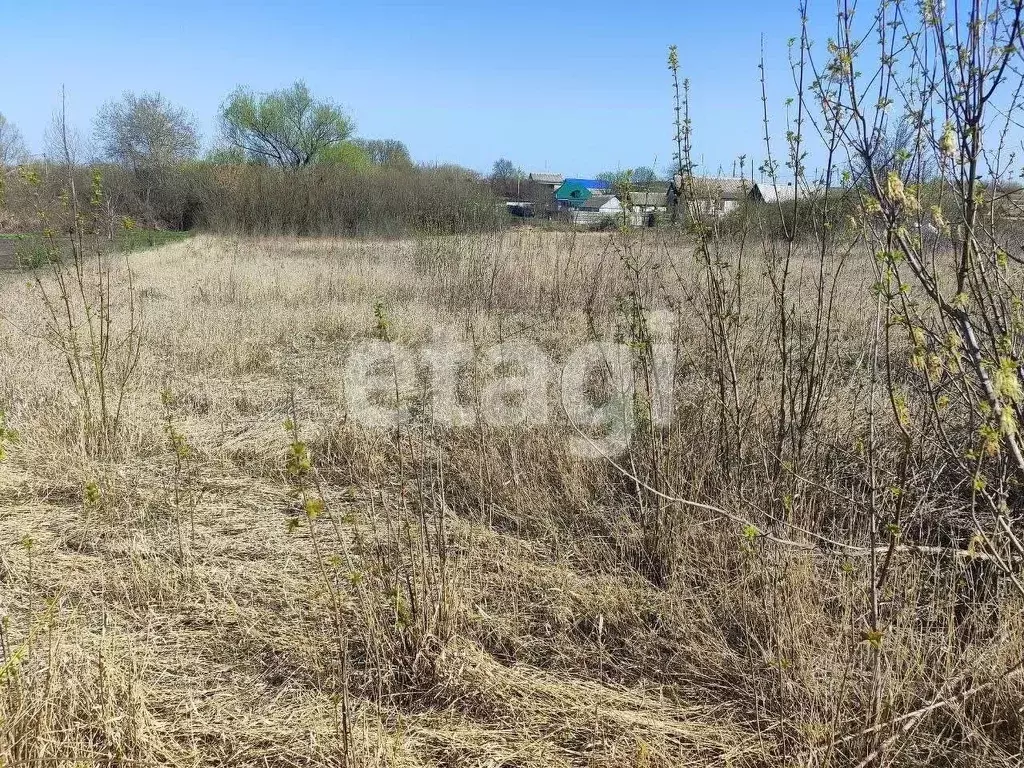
320,141,371,170
219,80,355,169
597,170,637,190
93,92,200,171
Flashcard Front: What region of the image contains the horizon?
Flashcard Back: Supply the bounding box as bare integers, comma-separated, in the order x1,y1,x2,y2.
3,0,841,180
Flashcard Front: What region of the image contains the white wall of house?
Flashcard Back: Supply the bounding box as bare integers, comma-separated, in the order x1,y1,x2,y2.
686,198,741,217
570,200,619,224
570,211,610,225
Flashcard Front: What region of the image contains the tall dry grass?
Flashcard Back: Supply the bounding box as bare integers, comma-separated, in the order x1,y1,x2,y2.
0,228,1019,766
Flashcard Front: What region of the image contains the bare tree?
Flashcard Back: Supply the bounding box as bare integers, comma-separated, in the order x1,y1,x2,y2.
0,112,28,168
491,157,518,180
92,92,199,224
354,138,412,167
44,108,87,166
94,91,199,172
632,166,659,186
849,117,935,186
490,158,524,199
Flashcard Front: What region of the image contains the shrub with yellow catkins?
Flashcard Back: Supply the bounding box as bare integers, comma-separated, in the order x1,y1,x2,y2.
938,122,957,158
884,171,920,213
994,357,1023,404
1000,407,1018,438
930,205,949,235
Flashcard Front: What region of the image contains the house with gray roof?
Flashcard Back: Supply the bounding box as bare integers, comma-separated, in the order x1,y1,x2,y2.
571,195,623,224
629,191,669,210
581,195,621,212
528,172,564,191
667,176,763,217
759,182,849,204
625,191,670,226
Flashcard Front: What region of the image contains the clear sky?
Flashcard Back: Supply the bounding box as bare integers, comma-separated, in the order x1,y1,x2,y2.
1,0,825,178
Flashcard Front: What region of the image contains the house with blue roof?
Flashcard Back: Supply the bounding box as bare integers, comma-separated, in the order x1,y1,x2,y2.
564,178,611,191
555,178,612,207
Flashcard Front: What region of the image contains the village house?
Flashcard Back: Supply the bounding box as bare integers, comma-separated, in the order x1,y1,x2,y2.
554,178,613,209
527,172,564,192
555,180,591,207
628,190,669,220
628,191,669,211
511,171,830,225
758,181,852,204
682,177,763,216
758,182,810,203
565,178,612,192
570,194,623,224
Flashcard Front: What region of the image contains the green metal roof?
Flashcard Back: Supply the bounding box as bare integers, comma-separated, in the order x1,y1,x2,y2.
555,181,593,203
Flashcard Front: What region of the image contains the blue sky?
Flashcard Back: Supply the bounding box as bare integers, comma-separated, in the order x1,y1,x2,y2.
2,0,824,178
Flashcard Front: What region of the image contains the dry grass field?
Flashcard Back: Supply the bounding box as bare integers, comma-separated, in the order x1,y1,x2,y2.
0,230,1021,767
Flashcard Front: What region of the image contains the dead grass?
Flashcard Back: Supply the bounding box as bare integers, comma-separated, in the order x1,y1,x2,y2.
0,231,1020,766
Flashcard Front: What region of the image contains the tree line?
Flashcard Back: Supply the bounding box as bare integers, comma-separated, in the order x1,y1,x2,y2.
0,81,501,237
2,80,411,172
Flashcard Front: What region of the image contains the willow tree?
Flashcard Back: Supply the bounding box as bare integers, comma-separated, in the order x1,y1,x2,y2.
219,80,355,169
